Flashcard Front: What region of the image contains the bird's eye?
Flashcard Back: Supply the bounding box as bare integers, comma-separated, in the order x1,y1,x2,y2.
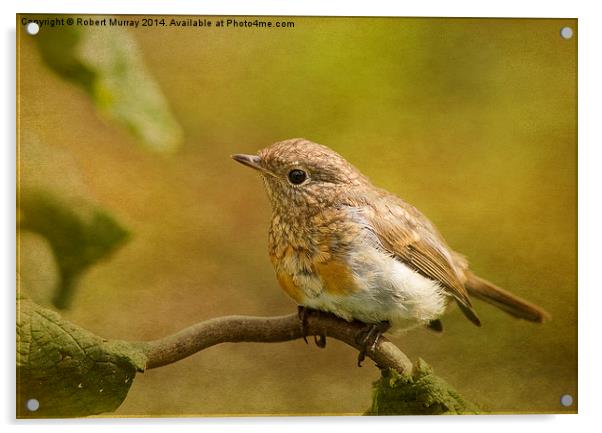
287,169,307,185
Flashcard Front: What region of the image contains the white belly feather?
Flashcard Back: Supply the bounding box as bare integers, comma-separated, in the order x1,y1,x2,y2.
302,245,448,332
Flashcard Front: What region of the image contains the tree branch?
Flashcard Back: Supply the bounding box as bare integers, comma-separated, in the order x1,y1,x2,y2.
141,311,413,375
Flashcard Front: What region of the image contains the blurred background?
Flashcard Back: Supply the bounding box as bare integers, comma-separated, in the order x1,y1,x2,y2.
17,16,576,415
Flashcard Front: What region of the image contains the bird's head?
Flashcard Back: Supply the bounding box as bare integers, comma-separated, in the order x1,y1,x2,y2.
232,138,368,214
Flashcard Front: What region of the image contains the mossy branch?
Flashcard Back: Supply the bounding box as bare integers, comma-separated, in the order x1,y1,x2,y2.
18,298,477,417
141,312,479,414
141,311,414,375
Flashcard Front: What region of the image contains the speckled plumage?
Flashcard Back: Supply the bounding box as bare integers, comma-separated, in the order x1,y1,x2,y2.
232,138,550,331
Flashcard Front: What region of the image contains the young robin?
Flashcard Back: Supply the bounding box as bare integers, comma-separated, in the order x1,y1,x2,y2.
232,138,550,361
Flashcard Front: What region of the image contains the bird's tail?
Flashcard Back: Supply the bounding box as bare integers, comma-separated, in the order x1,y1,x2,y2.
465,272,551,323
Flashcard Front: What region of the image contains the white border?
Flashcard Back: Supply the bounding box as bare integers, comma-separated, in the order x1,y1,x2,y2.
8,0,584,18
3,1,601,432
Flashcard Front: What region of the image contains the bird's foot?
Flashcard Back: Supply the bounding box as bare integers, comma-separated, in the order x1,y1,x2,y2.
314,333,327,348
426,319,443,333
355,321,391,367
297,305,309,344
297,306,327,349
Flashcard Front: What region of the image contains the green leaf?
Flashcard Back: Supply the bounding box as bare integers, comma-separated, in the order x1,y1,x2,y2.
17,297,147,418
366,359,480,415
34,15,183,152
19,189,130,309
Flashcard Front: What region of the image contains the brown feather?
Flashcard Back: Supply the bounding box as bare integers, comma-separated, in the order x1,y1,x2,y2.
465,272,551,322
362,191,481,326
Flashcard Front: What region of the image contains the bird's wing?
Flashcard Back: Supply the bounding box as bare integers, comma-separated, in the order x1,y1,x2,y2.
361,193,481,326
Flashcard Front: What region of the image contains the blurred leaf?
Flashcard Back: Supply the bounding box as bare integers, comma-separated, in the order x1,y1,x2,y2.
35,17,183,152
17,297,147,418
19,189,130,309
366,359,479,415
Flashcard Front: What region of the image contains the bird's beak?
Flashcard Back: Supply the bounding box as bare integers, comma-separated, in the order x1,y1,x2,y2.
231,154,279,179
231,154,263,171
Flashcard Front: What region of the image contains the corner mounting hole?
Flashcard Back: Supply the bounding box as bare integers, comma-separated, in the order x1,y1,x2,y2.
560,394,573,407
26,398,40,412
26,22,40,35
560,26,573,40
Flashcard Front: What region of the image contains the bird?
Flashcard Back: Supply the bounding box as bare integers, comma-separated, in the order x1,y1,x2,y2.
232,138,550,362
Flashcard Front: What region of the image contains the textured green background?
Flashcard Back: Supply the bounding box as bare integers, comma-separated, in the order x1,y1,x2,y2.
18,16,577,415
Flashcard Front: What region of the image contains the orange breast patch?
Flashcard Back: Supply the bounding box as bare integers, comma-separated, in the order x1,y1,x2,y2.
314,259,358,295
276,271,305,303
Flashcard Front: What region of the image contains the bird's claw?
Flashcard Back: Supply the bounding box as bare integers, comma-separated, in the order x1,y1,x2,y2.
314,333,327,348
298,306,327,348
297,305,309,344
355,321,390,367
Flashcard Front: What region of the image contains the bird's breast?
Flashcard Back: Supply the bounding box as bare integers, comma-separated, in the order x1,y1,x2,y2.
268,209,449,326
268,208,364,301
